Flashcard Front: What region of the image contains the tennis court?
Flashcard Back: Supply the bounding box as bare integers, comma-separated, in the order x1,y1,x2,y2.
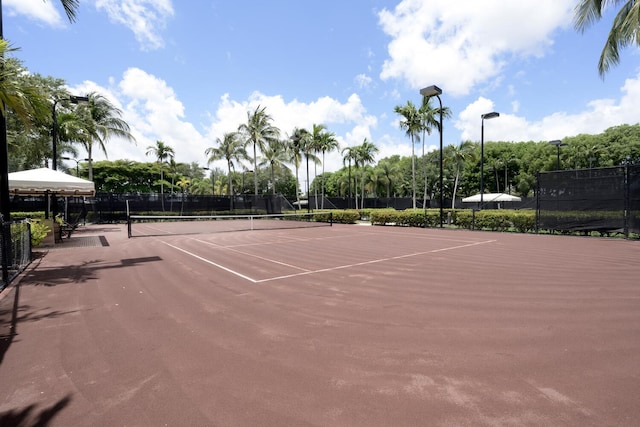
1,222,639,426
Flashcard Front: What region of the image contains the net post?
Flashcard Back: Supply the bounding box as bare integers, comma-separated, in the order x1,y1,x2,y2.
330,211,333,226
126,200,132,238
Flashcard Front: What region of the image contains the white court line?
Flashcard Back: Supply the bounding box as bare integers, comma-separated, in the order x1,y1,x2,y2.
161,236,496,284
254,239,496,283
160,241,258,283
195,239,310,272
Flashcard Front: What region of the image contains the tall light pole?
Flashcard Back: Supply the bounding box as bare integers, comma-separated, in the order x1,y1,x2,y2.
420,85,444,228
549,140,566,170
480,112,499,208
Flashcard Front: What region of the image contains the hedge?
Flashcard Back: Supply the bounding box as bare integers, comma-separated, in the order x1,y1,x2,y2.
369,208,536,232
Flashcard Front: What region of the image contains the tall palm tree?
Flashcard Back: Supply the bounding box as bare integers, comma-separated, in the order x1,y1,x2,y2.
176,176,190,215
0,41,50,127
355,139,379,209
574,0,640,77
238,105,280,195
75,92,135,181
287,128,310,208
318,129,339,208
309,124,328,209
419,96,451,208
259,138,289,195
394,101,422,209
205,132,248,197
446,141,475,209
341,146,357,208
378,160,400,198
145,140,174,212
0,0,80,223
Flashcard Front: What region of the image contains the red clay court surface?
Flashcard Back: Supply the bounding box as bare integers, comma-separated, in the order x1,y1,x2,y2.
0,223,639,426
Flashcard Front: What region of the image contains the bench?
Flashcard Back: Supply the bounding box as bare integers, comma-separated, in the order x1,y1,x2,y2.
57,209,87,241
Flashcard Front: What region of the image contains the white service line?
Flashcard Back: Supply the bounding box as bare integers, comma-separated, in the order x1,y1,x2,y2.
160,241,258,283
161,238,496,284
254,239,496,283
195,239,310,272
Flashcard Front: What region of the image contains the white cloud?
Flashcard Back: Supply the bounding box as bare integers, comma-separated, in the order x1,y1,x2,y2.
4,0,65,27
455,71,640,143
355,73,373,90
205,92,379,172
71,67,207,165
72,71,379,173
378,0,574,96
95,0,174,51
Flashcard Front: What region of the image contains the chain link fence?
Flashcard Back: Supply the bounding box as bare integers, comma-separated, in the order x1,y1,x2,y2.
1,219,32,291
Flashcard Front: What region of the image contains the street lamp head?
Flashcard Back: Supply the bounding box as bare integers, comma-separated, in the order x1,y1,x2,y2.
481,112,500,120
61,156,72,161
420,85,442,97
548,139,566,147
69,95,89,104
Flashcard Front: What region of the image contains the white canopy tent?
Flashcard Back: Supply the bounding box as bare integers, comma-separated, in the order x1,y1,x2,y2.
462,193,521,203
8,168,95,196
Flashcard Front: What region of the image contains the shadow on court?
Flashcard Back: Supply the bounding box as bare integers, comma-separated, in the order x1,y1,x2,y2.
0,394,71,427
19,256,162,288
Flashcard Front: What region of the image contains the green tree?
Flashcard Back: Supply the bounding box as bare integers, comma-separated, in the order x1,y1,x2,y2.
341,146,358,207
446,141,475,208
287,128,310,208
75,92,135,181
146,141,174,211
355,139,379,208
317,128,339,208
238,105,280,195
419,96,451,207
377,158,401,197
259,138,289,195
205,132,248,197
574,0,640,77
394,101,422,209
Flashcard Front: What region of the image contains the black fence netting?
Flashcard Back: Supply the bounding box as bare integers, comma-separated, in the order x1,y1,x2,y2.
0,219,32,291
536,166,639,236
629,165,640,235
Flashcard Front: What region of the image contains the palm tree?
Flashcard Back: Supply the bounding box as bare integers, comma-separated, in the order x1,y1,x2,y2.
574,0,640,77
259,139,289,195
145,140,174,212
287,128,310,209
308,124,329,209
378,160,400,198
238,105,280,195
355,139,379,209
446,141,475,209
419,96,451,208
0,41,50,128
75,92,135,181
176,177,190,215
205,132,248,198
341,146,357,208
318,129,339,208
394,101,422,209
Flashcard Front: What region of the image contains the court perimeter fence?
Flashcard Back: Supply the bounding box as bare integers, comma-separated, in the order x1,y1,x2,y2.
0,219,32,291
536,164,640,237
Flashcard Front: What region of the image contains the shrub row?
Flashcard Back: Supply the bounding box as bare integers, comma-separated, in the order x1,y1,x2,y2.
369,209,536,232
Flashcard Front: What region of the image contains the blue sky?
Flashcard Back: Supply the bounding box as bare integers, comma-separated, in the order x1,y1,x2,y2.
4,0,640,173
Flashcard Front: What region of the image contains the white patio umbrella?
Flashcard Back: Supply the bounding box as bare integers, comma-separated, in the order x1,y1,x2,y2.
462,193,521,203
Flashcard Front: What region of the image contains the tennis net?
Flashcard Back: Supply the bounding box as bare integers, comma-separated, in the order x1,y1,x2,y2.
127,211,333,237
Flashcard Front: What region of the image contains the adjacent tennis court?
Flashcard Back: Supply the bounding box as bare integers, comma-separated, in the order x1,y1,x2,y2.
1,222,639,426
